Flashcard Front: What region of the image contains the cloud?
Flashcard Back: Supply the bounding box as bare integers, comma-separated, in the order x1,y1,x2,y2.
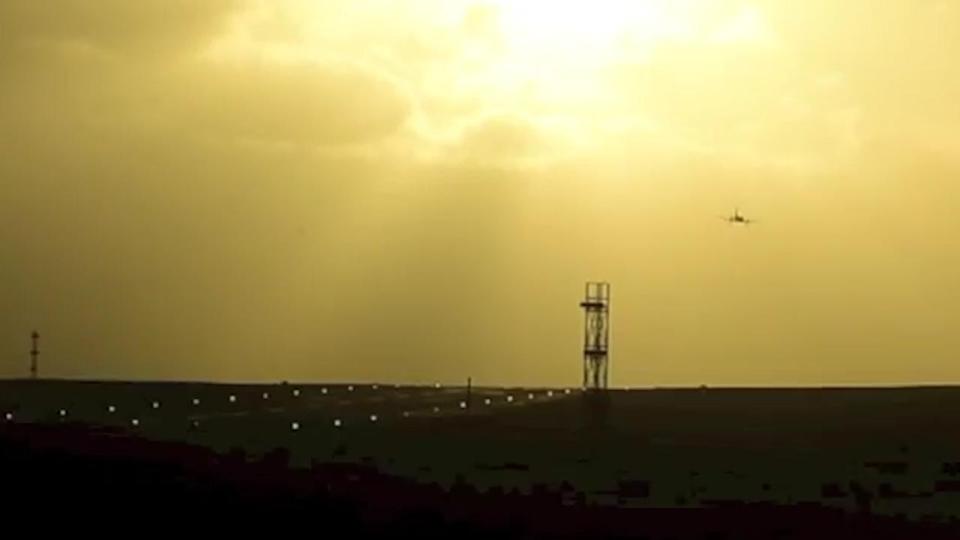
0,0,241,57
1,38,411,153
455,114,546,164
181,59,412,147
1,0,413,150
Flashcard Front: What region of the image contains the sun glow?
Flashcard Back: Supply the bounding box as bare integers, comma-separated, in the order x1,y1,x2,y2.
201,0,782,167
492,0,698,65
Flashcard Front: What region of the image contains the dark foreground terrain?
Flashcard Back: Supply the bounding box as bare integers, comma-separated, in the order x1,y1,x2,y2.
2,380,960,538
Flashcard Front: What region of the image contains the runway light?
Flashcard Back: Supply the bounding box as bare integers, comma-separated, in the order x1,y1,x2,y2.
564,389,571,395
59,409,67,417
432,406,440,413
348,385,354,392
321,388,328,394
192,398,200,406
547,390,554,397
506,396,514,403
107,405,116,413
372,385,378,390
262,392,269,400
484,398,491,405
434,383,441,389
4,412,12,421
229,395,237,403
333,419,342,428
291,421,300,431
152,401,161,409
528,393,535,400
369,414,378,422
131,419,140,427
402,411,410,417
459,401,467,409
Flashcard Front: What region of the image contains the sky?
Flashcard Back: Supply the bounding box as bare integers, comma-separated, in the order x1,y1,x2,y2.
1,0,959,386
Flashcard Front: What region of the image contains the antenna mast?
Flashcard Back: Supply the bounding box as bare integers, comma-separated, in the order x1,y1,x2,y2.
30,331,39,380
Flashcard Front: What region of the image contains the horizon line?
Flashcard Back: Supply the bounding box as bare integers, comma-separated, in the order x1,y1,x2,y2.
3,376,960,390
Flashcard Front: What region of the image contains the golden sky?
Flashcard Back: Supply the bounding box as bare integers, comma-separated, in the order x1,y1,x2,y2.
1,0,959,386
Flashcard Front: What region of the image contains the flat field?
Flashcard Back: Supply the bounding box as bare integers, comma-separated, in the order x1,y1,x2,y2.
3,380,960,533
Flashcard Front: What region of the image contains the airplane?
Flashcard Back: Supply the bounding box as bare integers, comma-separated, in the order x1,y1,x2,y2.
722,208,755,225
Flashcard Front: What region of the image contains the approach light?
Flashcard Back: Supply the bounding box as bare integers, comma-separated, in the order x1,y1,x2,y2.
333,419,342,428
291,422,300,431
